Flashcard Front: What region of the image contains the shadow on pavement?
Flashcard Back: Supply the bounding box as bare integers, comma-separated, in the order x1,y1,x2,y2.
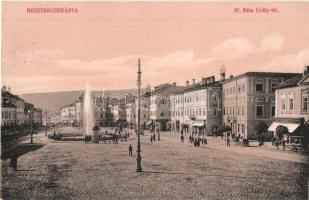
1,143,45,160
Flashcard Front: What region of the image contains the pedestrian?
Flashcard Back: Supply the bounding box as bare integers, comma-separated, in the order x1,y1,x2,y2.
10,153,18,171
150,135,153,143
282,139,286,151
128,144,133,157
204,138,207,146
181,135,184,143
227,137,230,147
153,134,156,142
158,133,160,141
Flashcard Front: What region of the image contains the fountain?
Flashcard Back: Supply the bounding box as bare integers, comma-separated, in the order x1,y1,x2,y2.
82,84,96,141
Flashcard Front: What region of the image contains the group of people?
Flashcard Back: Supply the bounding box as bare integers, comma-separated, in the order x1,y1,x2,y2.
188,134,208,147
150,132,160,143
84,135,92,144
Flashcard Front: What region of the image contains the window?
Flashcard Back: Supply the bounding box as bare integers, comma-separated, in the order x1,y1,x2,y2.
289,98,294,111
242,124,245,133
302,96,308,111
237,107,240,115
203,108,206,116
242,85,245,92
238,124,240,133
256,84,263,92
256,105,263,117
271,84,278,92
281,98,286,110
242,106,244,116
213,109,217,116
271,106,275,117
223,107,225,115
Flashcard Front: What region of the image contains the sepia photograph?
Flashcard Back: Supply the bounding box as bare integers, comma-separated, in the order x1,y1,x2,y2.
1,1,309,200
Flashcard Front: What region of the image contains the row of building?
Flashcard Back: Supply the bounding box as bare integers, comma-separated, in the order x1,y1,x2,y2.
54,66,309,139
1,86,43,134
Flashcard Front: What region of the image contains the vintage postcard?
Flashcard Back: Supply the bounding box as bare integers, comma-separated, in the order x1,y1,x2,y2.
1,1,309,200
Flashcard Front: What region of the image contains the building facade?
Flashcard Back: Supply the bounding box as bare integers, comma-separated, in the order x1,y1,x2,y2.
150,83,183,131
171,76,222,135
60,103,76,126
125,94,136,128
135,92,151,129
268,67,309,134
222,72,299,139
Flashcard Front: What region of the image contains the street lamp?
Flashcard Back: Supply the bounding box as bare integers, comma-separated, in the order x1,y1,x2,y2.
28,110,33,144
136,58,142,172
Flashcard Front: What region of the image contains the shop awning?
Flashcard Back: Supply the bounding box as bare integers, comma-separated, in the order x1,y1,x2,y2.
192,122,205,127
268,122,300,133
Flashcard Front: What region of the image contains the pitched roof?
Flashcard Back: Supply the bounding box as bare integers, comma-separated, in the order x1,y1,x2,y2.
277,73,309,89
1,98,16,108
1,90,24,101
223,72,300,84
152,86,185,96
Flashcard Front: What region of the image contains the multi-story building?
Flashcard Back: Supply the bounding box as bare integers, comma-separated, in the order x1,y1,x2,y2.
135,92,151,129
171,75,223,135
222,72,299,139
268,66,309,134
125,94,136,128
1,87,25,125
111,98,127,127
33,107,43,126
60,103,76,126
1,98,16,127
75,102,82,127
150,83,184,131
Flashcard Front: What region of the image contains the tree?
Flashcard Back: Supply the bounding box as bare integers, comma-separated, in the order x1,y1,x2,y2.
218,125,231,135
255,122,268,135
276,125,288,140
255,122,268,145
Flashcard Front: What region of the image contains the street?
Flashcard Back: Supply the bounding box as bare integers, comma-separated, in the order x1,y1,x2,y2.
1,130,308,200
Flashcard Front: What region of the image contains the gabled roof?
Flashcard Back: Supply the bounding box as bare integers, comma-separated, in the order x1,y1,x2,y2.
1,98,16,108
183,81,221,93
223,72,300,84
1,90,24,101
277,73,309,89
152,86,185,96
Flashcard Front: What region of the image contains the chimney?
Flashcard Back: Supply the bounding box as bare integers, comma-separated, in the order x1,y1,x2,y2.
220,65,226,81
304,66,309,76
186,81,189,86
172,82,176,86
230,75,234,79
192,79,196,85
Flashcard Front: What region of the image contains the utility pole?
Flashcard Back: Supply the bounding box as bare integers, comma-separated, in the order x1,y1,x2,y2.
136,58,142,172
28,110,33,144
45,111,48,136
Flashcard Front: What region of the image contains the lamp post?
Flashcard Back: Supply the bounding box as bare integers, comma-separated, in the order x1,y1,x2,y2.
28,110,33,144
45,111,48,136
136,58,142,172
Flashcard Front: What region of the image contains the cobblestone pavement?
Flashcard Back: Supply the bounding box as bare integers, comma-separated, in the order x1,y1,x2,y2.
1,130,308,200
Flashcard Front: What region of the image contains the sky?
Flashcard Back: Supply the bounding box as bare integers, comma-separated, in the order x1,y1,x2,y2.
2,2,309,94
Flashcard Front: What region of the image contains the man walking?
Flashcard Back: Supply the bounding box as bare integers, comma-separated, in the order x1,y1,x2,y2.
128,144,133,157
181,134,184,143
227,137,230,147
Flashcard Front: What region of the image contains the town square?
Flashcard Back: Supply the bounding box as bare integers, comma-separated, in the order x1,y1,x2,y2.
2,2,309,200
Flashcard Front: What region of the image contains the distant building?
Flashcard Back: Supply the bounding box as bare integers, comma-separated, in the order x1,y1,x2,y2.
171,74,223,135
125,94,136,128
33,107,43,126
150,83,184,131
135,92,151,129
268,66,309,135
222,72,299,139
1,87,25,126
1,98,16,127
111,98,127,127
60,103,76,126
